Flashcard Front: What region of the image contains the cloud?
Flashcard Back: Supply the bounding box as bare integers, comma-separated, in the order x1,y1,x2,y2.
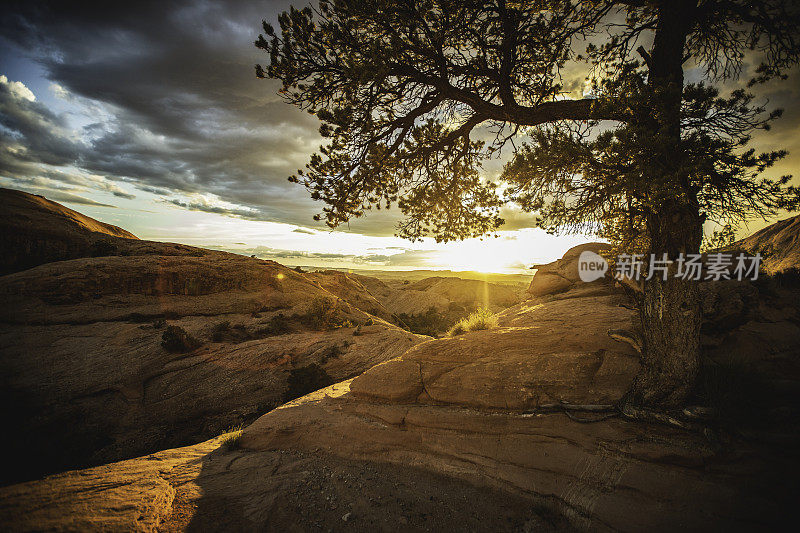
42,190,117,208
166,198,265,220
0,75,83,173
0,1,366,230
202,242,440,269
0,181,118,208
2,0,797,240
0,75,35,102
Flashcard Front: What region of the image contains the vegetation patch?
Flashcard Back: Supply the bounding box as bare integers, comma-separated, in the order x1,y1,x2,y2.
220,424,244,451
318,341,350,362
256,313,293,336
298,298,352,330
447,307,498,337
210,321,253,342
397,303,471,337
283,363,334,402
161,325,202,353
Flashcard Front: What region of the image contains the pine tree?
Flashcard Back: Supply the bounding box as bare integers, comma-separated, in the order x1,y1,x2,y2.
257,0,800,408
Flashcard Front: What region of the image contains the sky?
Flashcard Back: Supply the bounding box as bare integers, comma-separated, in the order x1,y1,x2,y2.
1,1,799,273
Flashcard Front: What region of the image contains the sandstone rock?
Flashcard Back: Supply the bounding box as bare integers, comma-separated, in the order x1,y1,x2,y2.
0,188,138,275
403,276,519,310
351,284,639,410
728,213,800,274
304,270,396,322
0,253,425,484
4,365,796,531
1,284,798,531
528,242,611,297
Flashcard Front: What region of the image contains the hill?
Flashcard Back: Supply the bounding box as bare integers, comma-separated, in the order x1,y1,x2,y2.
0,188,138,275
729,214,800,274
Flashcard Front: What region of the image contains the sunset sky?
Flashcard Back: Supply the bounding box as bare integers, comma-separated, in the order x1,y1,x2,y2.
2,1,799,272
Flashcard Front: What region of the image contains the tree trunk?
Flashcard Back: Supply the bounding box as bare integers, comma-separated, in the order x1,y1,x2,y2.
625,203,703,408
624,0,703,409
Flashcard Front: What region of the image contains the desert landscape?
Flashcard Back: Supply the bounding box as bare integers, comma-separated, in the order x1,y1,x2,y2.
3,1,800,531
1,188,799,530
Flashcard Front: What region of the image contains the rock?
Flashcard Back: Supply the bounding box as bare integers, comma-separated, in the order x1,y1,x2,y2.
0,188,138,275
339,271,523,316
304,270,396,323
349,358,426,403
0,252,426,484
528,242,611,297
727,214,800,274
402,276,519,310
351,284,639,410
1,284,798,531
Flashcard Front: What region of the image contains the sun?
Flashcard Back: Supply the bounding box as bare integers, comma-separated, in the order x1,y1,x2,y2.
437,239,516,273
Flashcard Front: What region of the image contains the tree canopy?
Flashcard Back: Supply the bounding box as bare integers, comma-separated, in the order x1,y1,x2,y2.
257,0,800,245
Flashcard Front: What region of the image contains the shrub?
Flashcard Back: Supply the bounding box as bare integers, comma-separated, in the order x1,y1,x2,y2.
397,303,470,337
446,307,498,337
220,424,243,451
161,325,201,352
211,321,254,342
283,364,333,402
300,298,351,330
211,321,231,341
257,313,292,336
319,342,349,362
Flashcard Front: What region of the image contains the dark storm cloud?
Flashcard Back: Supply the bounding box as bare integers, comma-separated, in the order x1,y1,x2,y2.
4,1,796,238
0,0,403,234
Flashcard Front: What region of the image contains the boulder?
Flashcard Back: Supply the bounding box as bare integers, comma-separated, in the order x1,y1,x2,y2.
528,242,612,297
351,284,639,410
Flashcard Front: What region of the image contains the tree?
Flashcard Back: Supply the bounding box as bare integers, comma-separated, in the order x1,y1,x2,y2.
256,0,800,408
